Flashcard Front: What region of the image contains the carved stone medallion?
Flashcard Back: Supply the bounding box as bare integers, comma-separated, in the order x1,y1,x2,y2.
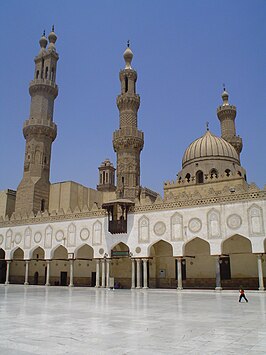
0,235,3,245
227,214,242,230
55,230,64,242
15,233,22,244
154,221,166,236
99,248,104,255
80,228,90,241
188,218,202,233
135,247,141,254
34,232,42,244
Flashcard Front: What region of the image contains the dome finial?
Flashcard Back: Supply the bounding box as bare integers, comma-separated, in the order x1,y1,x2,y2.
127,40,130,48
123,41,133,69
206,121,209,131
39,30,48,50
221,84,229,105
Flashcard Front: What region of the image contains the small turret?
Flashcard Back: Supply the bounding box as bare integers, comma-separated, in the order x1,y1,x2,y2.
97,159,116,192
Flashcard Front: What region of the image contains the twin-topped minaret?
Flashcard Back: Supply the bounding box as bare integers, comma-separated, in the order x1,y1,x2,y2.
217,88,243,158
15,28,59,215
113,43,144,200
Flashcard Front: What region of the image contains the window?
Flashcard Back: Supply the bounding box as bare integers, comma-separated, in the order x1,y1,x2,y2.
196,170,204,184
125,76,128,93
45,67,48,79
41,199,45,212
225,169,231,177
36,70,39,79
185,173,191,182
210,169,218,178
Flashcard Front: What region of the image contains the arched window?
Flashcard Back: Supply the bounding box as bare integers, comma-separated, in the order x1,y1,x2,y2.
50,68,54,81
210,169,218,178
45,67,48,79
237,171,242,176
41,199,45,212
225,169,231,177
125,76,128,93
36,70,39,79
185,173,191,182
196,170,204,184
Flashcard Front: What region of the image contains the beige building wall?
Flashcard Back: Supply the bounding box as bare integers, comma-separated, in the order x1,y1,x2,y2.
0,190,16,218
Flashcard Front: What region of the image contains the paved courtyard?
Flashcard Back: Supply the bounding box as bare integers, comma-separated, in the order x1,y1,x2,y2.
0,286,266,354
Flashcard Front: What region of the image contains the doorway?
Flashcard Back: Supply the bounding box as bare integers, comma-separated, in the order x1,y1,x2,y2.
60,271,67,286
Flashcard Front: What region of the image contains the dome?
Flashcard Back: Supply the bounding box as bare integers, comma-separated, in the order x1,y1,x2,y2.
182,130,239,168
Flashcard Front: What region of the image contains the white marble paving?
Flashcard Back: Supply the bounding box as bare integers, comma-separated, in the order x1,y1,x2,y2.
0,286,266,354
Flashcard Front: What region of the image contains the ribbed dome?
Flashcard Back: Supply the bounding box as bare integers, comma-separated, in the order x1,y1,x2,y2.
182,130,239,168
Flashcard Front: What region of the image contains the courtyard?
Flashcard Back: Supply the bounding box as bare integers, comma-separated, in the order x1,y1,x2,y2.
0,286,266,354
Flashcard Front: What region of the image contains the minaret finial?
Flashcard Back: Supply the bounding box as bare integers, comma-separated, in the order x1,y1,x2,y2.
52,25,54,32
43,30,45,36
206,121,209,131
127,40,130,48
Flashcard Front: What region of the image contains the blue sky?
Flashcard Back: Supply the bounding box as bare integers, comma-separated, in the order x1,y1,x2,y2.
0,0,265,196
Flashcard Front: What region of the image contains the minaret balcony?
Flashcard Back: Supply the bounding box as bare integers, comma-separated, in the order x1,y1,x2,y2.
29,79,58,97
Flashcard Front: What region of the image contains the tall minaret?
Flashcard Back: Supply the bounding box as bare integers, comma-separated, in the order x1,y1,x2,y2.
113,43,144,201
15,28,59,215
217,88,243,157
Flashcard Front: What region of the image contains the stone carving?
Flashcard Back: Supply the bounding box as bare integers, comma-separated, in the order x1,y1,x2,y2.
227,214,242,230
24,227,32,249
248,204,265,237
5,229,12,250
67,223,76,247
55,230,64,242
44,225,53,248
138,216,150,243
92,221,102,245
154,221,166,236
0,234,3,246
34,232,42,244
135,246,141,254
171,213,183,241
207,209,221,238
188,218,202,233
15,233,22,245
99,248,104,255
80,228,90,241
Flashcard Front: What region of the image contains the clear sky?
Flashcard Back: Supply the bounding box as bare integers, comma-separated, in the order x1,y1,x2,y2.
0,0,265,196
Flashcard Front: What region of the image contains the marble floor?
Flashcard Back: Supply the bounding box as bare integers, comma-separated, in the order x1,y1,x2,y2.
0,286,266,355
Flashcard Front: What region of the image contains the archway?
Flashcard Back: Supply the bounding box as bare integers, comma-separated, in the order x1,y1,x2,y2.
110,242,131,288
222,235,257,289
0,249,6,283
29,247,45,285
149,240,174,288
74,244,95,286
183,237,214,288
10,247,24,284
50,245,68,286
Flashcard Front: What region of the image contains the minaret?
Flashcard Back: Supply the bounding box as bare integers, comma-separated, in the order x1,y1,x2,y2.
15,28,59,215
97,159,116,192
217,88,243,157
113,43,144,200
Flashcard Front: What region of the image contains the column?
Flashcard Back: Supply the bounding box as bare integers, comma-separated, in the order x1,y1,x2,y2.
177,257,183,290
106,259,110,288
45,260,51,286
69,259,74,287
215,256,222,291
24,260,30,285
101,259,106,288
5,260,11,285
95,259,100,288
257,254,265,291
142,258,148,289
131,259,136,289
136,259,141,289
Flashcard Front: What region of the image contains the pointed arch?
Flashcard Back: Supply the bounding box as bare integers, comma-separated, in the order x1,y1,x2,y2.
50,244,68,259
171,212,183,241
10,247,24,260
29,246,45,259
74,243,94,259
148,240,173,257
138,215,150,243
222,234,252,254
67,223,76,247
183,237,211,256
92,220,102,245
248,204,265,237
207,208,221,238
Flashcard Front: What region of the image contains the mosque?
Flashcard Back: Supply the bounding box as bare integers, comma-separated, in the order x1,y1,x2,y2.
0,29,265,290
